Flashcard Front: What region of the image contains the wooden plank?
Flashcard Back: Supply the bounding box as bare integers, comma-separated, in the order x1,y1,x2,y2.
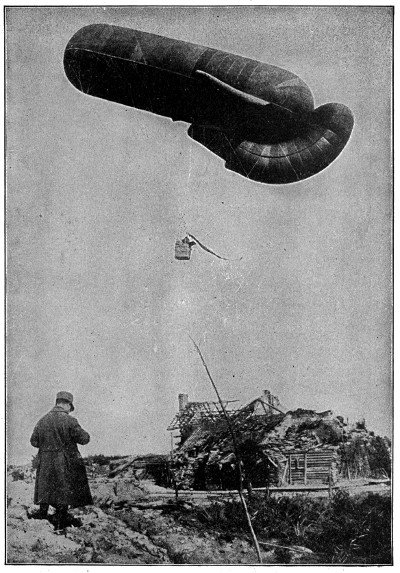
281,460,289,485
307,467,331,471
304,453,307,485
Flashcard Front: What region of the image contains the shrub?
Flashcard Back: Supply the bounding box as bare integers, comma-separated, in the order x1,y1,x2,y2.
308,490,392,564
367,436,391,478
339,435,391,479
85,454,110,466
184,490,391,564
339,436,370,478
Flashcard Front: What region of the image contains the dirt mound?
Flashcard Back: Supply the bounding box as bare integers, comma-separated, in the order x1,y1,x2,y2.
6,476,273,564
7,480,81,564
7,478,170,564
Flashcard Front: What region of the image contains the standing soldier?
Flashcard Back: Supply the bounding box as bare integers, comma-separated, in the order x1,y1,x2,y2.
30,391,93,530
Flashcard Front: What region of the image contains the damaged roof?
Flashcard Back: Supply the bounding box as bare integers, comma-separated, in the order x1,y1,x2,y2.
169,390,346,459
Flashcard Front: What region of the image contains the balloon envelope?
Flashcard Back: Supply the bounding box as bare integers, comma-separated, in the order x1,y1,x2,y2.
64,24,354,184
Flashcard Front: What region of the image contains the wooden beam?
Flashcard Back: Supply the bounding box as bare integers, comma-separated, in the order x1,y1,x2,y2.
304,453,307,485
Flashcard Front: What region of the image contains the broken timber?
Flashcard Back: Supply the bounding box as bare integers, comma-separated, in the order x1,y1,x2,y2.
108,456,137,478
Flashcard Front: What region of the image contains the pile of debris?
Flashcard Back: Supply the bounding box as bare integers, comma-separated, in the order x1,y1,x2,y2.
7,463,36,483
167,391,391,491
83,454,171,486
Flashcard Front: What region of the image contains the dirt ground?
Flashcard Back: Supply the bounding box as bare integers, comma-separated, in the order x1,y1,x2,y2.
6,474,390,565
7,477,268,564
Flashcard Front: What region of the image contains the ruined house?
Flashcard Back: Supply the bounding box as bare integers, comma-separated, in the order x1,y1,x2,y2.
167,391,390,491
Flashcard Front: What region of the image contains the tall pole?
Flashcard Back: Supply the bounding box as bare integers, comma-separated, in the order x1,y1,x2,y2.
189,336,262,563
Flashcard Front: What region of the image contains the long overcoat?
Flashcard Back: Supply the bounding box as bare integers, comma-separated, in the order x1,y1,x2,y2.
30,406,93,507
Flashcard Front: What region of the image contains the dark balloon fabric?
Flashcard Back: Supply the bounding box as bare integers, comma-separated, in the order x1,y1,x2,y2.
64,24,354,184
30,406,93,508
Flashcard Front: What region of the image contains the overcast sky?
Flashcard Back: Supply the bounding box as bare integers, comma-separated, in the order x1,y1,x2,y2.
6,6,392,464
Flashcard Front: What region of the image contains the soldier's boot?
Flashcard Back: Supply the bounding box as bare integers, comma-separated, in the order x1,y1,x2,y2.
53,505,69,531
28,503,49,520
39,503,49,519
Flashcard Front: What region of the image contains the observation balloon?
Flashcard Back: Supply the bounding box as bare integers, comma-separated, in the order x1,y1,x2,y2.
64,24,354,184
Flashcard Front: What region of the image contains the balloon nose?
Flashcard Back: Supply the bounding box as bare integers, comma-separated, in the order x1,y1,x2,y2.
311,102,354,141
